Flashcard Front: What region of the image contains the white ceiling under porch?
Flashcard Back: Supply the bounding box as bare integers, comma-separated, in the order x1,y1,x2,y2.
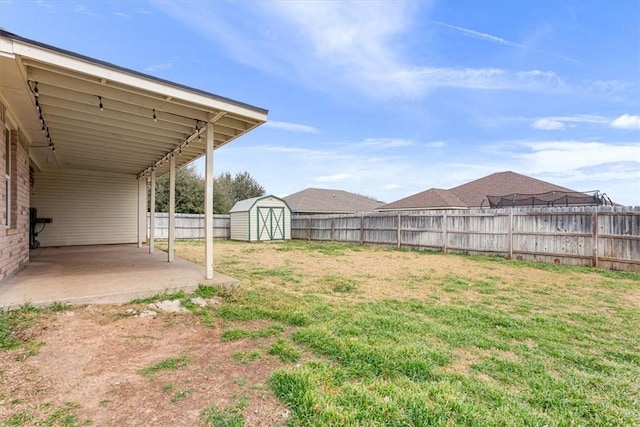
0,30,268,178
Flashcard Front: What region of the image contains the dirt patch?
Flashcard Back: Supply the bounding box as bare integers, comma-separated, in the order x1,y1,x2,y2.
0,305,289,426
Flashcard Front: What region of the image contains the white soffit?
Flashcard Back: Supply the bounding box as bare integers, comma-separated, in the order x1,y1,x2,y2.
0,30,268,177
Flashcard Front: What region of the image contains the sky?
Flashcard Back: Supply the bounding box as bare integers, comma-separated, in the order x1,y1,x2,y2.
1,0,639,205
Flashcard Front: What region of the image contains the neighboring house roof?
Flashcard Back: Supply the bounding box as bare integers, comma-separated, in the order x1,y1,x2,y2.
377,171,585,211
450,171,577,208
377,188,468,211
284,188,384,214
229,195,290,213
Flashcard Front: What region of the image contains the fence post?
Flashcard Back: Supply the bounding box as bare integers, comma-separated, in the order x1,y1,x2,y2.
442,212,448,254
331,217,335,242
592,211,598,268
307,218,311,241
508,209,514,260
360,214,364,246
397,213,401,249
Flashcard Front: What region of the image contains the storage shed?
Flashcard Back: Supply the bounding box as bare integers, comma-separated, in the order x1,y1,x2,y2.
229,195,291,242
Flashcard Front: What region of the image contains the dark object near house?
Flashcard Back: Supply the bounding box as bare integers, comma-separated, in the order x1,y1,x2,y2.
29,208,52,249
485,190,612,208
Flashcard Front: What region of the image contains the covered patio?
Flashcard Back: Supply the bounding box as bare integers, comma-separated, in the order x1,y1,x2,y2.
0,244,237,310
0,30,267,300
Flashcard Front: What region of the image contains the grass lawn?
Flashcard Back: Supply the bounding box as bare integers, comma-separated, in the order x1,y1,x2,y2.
177,240,640,426
2,239,639,426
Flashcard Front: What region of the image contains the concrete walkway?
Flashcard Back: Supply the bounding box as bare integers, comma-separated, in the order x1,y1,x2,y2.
0,244,238,309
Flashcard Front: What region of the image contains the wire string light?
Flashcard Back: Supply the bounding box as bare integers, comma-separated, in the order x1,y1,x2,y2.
25,80,217,175
27,80,55,153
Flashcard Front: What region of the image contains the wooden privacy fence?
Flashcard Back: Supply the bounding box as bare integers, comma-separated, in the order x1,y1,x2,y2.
147,213,230,240
291,206,640,272
145,207,639,272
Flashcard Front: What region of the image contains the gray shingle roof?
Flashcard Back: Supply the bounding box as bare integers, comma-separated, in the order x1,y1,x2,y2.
377,188,467,211
377,171,582,210
284,188,384,214
450,171,577,207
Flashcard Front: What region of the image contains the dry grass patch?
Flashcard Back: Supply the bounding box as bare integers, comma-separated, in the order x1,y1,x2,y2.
2,240,639,426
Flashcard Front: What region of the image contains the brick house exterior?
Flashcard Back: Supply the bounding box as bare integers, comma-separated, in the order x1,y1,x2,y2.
0,101,30,281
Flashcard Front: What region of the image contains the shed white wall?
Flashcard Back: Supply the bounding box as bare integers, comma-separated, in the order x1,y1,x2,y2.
31,168,138,247
230,211,250,241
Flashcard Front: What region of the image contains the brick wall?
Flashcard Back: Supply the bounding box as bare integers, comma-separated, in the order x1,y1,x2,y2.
0,101,30,282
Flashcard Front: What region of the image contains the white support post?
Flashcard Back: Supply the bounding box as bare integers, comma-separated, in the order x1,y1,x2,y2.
137,177,146,248
204,122,214,279
149,169,156,253
168,154,176,262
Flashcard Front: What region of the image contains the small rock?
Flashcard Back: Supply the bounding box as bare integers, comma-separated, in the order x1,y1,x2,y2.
125,308,137,315
139,310,158,318
149,300,188,313
65,311,75,316
191,297,208,307
208,296,223,306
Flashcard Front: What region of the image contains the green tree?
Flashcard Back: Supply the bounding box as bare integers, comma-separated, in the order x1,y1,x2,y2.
152,168,264,214
211,171,265,213
154,165,205,214
212,172,234,214
232,171,265,202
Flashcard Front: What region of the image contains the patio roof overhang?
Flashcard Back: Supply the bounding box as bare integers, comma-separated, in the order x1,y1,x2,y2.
0,30,267,177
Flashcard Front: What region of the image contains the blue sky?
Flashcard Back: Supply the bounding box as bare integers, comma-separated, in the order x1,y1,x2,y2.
2,0,639,205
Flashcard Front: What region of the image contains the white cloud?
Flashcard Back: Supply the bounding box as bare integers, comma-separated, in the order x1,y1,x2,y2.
532,119,565,130
264,121,318,133
432,20,580,64
74,4,98,16
515,141,640,176
367,67,569,97
145,62,174,73
425,140,447,148
154,1,623,100
313,173,353,183
380,183,402,190
530,115,613,130
356,138,414,149
610,114,640,130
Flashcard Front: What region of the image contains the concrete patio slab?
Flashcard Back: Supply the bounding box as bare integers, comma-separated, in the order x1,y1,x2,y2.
0,244,238,310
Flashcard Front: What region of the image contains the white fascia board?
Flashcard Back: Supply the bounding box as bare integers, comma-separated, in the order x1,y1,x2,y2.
10,39,267,122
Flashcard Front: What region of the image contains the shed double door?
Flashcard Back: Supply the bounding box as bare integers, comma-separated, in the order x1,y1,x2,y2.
256,207,285,240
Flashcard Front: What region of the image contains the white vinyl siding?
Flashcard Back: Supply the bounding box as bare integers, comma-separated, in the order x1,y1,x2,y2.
230,211,250,241
31,168,138,246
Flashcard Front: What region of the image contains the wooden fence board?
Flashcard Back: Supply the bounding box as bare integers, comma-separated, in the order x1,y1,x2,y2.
145,206,640,272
